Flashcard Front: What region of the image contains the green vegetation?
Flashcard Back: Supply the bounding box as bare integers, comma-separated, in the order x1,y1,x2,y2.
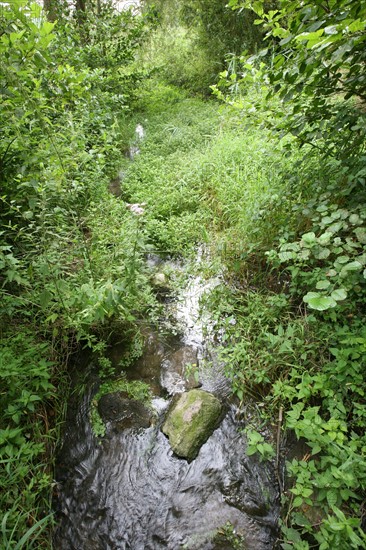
90,368,152,437
1,0,365,548
210,1,366,548
141,0,263,93
0,0,153,545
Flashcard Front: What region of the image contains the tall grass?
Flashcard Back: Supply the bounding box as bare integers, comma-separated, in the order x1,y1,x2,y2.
123,83,297,258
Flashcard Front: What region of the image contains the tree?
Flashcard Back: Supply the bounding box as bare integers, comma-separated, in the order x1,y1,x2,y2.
140,0,266,92
180,0,264,59
225,0,366,175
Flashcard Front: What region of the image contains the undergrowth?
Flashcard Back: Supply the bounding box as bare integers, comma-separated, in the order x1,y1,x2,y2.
120,80,295,258
198,132,366,548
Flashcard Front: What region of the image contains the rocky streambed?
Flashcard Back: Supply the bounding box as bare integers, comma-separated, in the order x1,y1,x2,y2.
54,256,280,549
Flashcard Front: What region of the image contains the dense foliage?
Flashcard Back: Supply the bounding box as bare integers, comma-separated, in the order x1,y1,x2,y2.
1,0,365,548
226,0,366,167
0,0,153,545
140,0,264,93
211,1,366,548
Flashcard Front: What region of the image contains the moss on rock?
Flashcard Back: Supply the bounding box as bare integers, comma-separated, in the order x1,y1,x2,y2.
162,389,222,460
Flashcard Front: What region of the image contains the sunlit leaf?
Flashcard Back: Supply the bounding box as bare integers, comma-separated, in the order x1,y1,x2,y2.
303,292,337,311
331,288,347,301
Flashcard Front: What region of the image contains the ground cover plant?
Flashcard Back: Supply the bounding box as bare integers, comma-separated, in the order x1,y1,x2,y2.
209,1,366,547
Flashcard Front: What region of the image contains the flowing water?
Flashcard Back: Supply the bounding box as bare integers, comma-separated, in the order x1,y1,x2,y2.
54,262,279,549
53,128,280,549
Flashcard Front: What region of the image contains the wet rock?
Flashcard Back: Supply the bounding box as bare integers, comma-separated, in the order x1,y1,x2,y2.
151,272,171,294
123,328,166,394
161,346,201,395
222,484,269,517
153,272,167,285
162,389,222,460
98,392,152,430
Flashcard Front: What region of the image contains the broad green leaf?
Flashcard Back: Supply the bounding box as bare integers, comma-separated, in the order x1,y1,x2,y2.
292,496,303,508
328,221,343,234
279,251,294,262
301,232,316,246
303,292,337,311
349,213,361,225
316,280,331,290
311,443,322,454
328,522,344,532
40,21,56,36
340,261,362,277
299,248,310,260
354,227,366,244
331,288,347,301
326,490,338,507
302,487,313,498
315,247,330,259
348,19,366,32
39,289,52,309
292,512,312,527
318,232,332,245
246,446,257,456
296,29,324,43
336,255,350,264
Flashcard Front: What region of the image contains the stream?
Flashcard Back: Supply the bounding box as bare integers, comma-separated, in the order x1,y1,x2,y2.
53,126,280,549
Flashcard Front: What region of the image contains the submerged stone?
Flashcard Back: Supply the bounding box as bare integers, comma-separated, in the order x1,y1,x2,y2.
98,392,152,430
162,389,222,460
161,346,201,395
151,272,171,294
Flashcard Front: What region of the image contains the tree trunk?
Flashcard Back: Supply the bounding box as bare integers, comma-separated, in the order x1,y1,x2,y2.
43,0,57,22
75,0,87,26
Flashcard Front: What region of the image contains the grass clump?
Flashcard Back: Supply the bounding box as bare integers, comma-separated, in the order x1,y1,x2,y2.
121,86,295,258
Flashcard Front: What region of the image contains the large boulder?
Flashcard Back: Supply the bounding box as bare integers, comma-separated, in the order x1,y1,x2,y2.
162,389,222,460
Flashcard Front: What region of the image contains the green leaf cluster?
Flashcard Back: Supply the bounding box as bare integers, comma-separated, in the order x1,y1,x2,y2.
0,331,56,547
267,200,366,312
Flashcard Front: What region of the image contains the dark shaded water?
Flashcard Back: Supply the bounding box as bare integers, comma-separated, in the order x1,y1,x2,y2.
55,398,278,548
54,253,280,549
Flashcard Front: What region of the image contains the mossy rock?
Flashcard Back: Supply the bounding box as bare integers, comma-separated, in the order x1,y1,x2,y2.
98,392,152,430
162,389,222,460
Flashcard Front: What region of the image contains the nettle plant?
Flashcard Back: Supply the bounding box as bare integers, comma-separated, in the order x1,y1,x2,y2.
267,198,366,312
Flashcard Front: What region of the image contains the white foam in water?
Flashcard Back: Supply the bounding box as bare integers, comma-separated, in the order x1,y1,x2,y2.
151,397,170,413
175,248,220,349
135,123,144,140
